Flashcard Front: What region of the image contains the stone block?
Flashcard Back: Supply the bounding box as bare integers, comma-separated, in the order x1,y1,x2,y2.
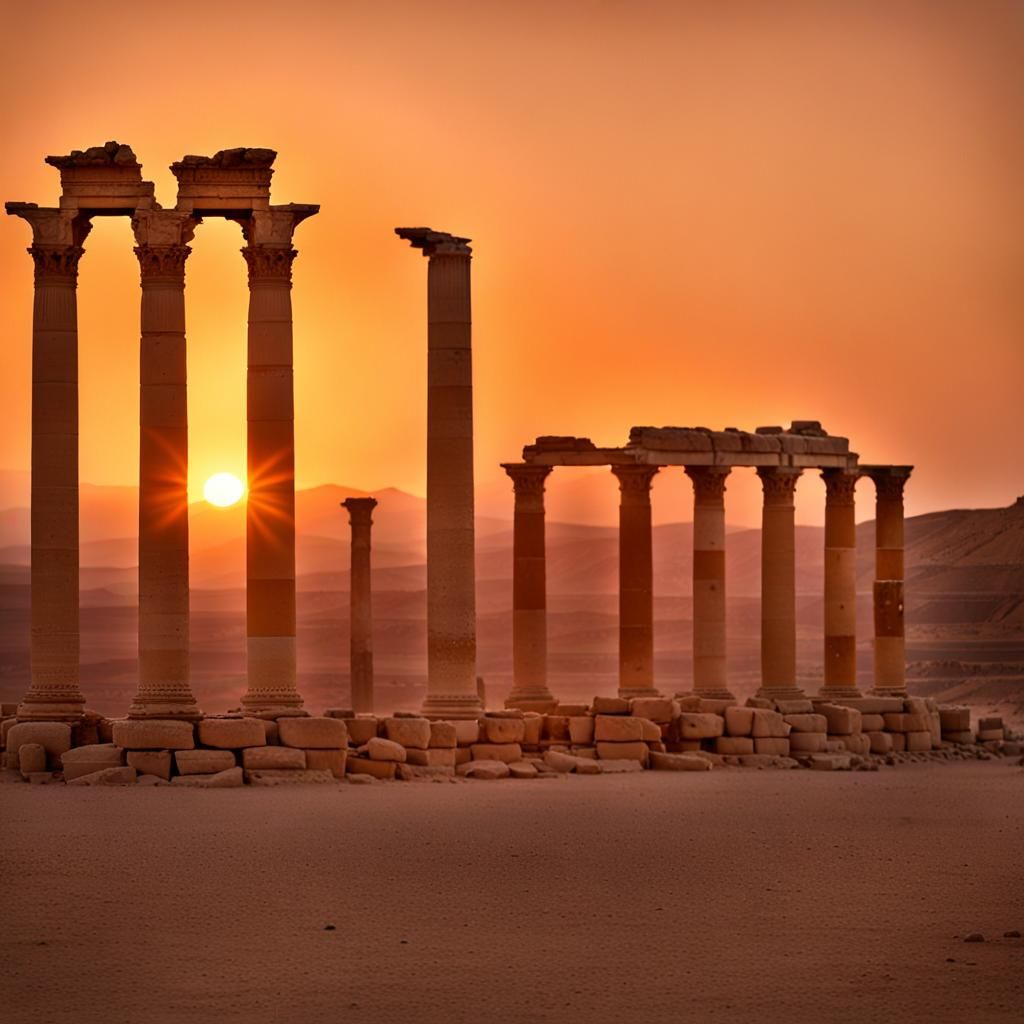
18,743,47,775
176,749,236,775
396,764,456,781
595,759,643,773
344,717,379,746
784,714,828,733
775,699,814,715
543,749,579,773
469,743,523,763
788,732,828,753
509,761,538,779
883,713,928,733
406,747,456,768
428,721,458,748
905,731,933,752
839,734,871,756
457,760,511,780
637,718,662,742
67,766,137,786
715,736,754,755
824,738,848,753
904,697,929,716
7,722,72,764
452,719,480,746
568,716,595,744
304,750,348,778
555,703,589,716
809,753,852,771
818,704,861,736
279,716,347,749
482,716,526,744
750,710,790,739
867,731,893,754
366,737,407,762
595,741,649,765
724,707,756,737
754,738,790,756
943,730,974,745
61,743,125,781
629,697,678,723
834,696,903,714
861,714,886,732
891,733,907,752
650,751,711,772
241,746,306,770
697,698,735,715
323,707,354,719
939,707,971,732
677,713,725,740
205,767,244,788
346,757,396,780
543,716,570,741
111,720,194,751
976,728,1005,741
197,718,266,749
383,717,431,749
592,696,630,714
522,715,543,746
127,750,172,780
246,769,336,786
595,715,645,742
263,721,280,745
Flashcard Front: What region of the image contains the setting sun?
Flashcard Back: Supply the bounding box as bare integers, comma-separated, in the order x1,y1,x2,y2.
203,472,245,508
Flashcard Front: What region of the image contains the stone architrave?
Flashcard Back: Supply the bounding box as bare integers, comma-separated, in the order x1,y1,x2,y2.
395,228,482,719
863,466,912,697
756,466,805,701
129,210,201,719
611,464,660,699
341,497,377,715
5,204,92,721
502,464,556,711
819,469,860,699
238,206,318,713
684,466,733,701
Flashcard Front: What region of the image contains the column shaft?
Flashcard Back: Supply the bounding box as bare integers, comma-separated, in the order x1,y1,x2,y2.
819,469,860,699
612,464,660,699
503,464,556,711
342,498,377,714
757,467,805,700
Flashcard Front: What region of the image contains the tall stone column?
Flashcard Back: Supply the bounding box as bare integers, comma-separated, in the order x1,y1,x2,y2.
611,464,660,699
129,212,200,719
756,466,805,701
684,466,734,701
6,206,91,721
502,464,556,711
342,497,377,715
396,228,482,719
864,466,913,696
819,469,860,700
239,207,317,712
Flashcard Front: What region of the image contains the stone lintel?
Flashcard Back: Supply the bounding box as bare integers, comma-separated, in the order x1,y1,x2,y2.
395,226,472,256
859,464,914,480
172,149,278,212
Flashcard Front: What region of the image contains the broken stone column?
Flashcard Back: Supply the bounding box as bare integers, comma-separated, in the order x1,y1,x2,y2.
756,466,805,701
341,497,377,715
819,468,860,700
863,465,913,697
238,206,318,713
5,205,91,721
684,466,734,701
129,211,201,720
502,463,556,711
395,228,482,719
611,464,660,699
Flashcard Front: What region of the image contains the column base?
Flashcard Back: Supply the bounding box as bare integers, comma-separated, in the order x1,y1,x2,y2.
817,686,863,701
504,689,558,713
755,686,808,702
618,686,662,700
691,688,738,703
240,690,304,714
420,692,484,720
868,686,908,699
16,693,86,723
127,700,202,722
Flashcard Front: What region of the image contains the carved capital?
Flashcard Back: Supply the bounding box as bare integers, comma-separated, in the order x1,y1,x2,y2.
503,464,551,501
242,245,297,284
7,204,92,248
757,466,802,502
862,466,912,503
131,209,199,248
685,466,730,503
134,244,191,281
28,245,85,282
396,226,472,257
821,469,859,505
342,497,377,527
611,464,659,501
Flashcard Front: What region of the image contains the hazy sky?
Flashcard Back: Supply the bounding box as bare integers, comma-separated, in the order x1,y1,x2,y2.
0,0,1020,526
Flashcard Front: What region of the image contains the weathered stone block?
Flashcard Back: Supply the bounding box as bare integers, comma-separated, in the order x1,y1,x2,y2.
246,769,336,786
867,731,893,754
555,703,589,716
469,742,523,763
839,733,871,756
774,699,814,715
715,736,754,755
595,715,645,742
891,733,907,752
630,697,678,723
241,746,306,770
61,743,125,781
346,756,396,780
818,704,861,736
809,753,852,771
976,728,1005,741
279,716,347,749
939,707,971,732
396,764,455,781
595,758,644,773
204,766,244,788
943,730,974,745
592,696,630,714
508,761,538,779
67,766,137,786
568,716,595,744
366,737,407,762
788,732,827,753
482,716,526,744
650,751,711,771
724,707,755,736
543,716,570,741
905,731,933,752
383,717,431,749
7,722,72,764
861,714,886,732
127,750,172,780
428,721,458,748
406,747,456,768
753,738,789,756
452,720,480,746
344,717,379,746
637,718,662,742
112,720,194,751
677,713,725,740
543,749,579,773
197,718,266,749
784,714,828,733
595,741,649,765
176,749,236,775
18,743,47,776
750,710,790,739
304,749,347,778
457,760,510,780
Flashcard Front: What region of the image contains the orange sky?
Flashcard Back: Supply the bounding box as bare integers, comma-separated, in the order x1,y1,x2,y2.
0,0,1021,528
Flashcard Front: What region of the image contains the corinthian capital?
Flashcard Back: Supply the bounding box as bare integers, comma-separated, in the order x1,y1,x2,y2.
611,464,659,502
862,465,913,502
242,246,297,283
685,466,730,503
757,466,802,502
821,468,859,505
6,203,93,272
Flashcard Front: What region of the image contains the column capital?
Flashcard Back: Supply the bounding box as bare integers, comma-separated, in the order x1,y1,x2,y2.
6,203,93,248
28,245,85,282
396,226,472,257
242,245,298,283
757,465,802,502
134,244,191,281
342,496,378,525
611,463,659,502
685,465,730,503
861,465,913,502
821,467,859,505
502,463,552,493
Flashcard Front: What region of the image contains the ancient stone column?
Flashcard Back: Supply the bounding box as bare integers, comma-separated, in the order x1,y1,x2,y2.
819,469,860,700
239,207,318,712
611,464,660,699
395,228,482,719
756,466,805,700
864,466,913,697
6,206,91,721
129,212,201,719
684,466,734,701
342,497,377,715
502,463,556,711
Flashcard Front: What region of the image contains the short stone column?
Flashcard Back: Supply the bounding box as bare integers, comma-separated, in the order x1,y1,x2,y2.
342,497,377,715
502,463,556,711
864,466,913,696
396,228,482,719
239,207,318,712
6,205,91,721
684,466,734,701
756,466,805,701
611,464,660,699
129,211,201,719
819,469,860,700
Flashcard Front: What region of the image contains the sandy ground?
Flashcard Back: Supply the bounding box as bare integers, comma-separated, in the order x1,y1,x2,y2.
1,762,1022,1024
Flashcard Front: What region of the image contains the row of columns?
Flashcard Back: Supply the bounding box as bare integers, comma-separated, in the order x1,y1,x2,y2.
503,462,911,708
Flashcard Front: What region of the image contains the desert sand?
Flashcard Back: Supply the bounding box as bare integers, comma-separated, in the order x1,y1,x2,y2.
1,763,1022,1024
